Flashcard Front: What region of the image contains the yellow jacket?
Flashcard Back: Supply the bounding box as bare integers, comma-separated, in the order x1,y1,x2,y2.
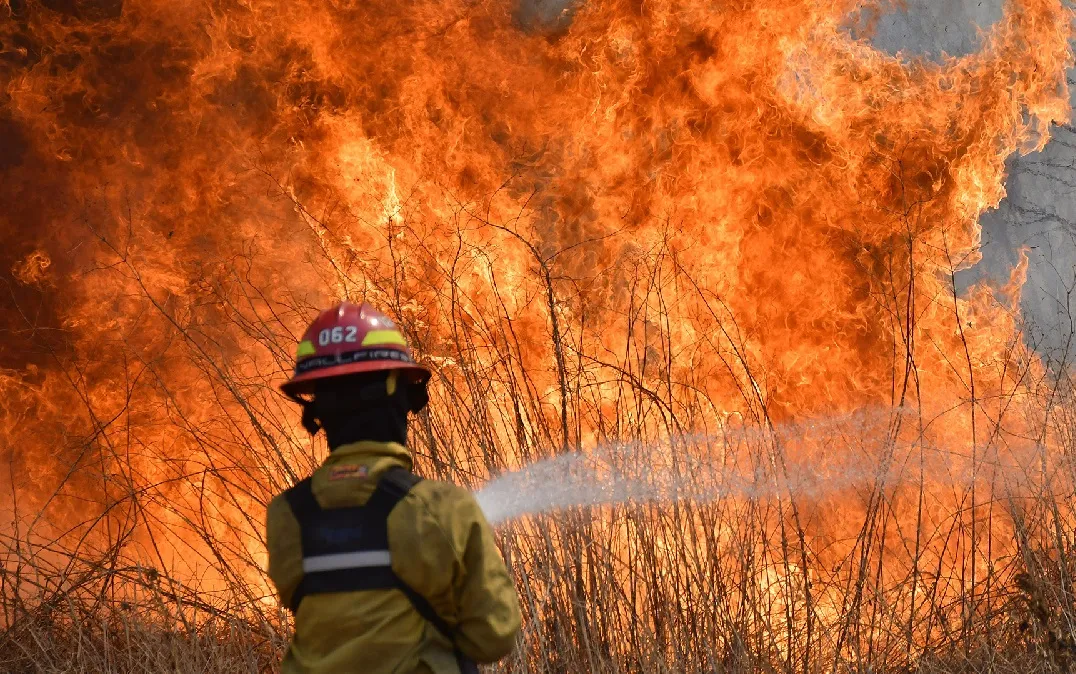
266,441,521,673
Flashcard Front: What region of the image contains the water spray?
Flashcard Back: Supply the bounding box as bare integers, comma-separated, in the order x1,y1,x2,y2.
473,409,1051,526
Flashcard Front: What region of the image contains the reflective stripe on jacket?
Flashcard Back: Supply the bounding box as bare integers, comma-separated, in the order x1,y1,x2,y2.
266,441,521,673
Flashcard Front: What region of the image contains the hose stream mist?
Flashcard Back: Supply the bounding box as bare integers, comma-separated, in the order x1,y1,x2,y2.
472,410,1048,526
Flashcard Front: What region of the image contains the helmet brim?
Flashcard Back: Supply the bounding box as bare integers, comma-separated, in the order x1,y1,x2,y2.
280,360,432,398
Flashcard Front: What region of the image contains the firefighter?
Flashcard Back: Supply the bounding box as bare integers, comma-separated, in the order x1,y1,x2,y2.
266,301,522,674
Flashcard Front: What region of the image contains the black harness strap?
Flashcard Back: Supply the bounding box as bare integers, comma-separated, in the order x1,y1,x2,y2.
364,466,421,515
285,467,417,612
283,476,317,518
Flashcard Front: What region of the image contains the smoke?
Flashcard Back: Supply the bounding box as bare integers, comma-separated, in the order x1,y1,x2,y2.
868,0,1004,60
513,0,579,32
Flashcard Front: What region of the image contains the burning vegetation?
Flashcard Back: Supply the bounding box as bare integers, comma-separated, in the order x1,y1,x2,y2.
2,0,1076,671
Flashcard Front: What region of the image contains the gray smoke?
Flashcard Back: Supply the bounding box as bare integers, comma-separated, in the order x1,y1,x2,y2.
514,0,578,32
868,0,1005,60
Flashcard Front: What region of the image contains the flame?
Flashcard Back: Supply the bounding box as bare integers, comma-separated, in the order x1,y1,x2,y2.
11,250,51,285
1,0,1074,664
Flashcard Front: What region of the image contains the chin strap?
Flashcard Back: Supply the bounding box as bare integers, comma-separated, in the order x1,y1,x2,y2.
300,402,322,436
406,379,429,414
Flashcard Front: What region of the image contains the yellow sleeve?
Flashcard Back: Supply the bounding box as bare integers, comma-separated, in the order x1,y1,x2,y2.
265,494,304,610
393,483,522,663
449,492,522,662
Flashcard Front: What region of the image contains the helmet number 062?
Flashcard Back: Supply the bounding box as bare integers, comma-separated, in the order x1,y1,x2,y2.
318,326,359,346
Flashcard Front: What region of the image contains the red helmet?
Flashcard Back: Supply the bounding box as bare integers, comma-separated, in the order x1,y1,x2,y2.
281,301,431,398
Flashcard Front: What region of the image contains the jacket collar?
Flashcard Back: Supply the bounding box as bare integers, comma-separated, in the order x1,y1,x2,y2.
324,440,413,471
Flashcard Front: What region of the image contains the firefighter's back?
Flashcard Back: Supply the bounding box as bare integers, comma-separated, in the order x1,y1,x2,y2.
267,443,521,674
